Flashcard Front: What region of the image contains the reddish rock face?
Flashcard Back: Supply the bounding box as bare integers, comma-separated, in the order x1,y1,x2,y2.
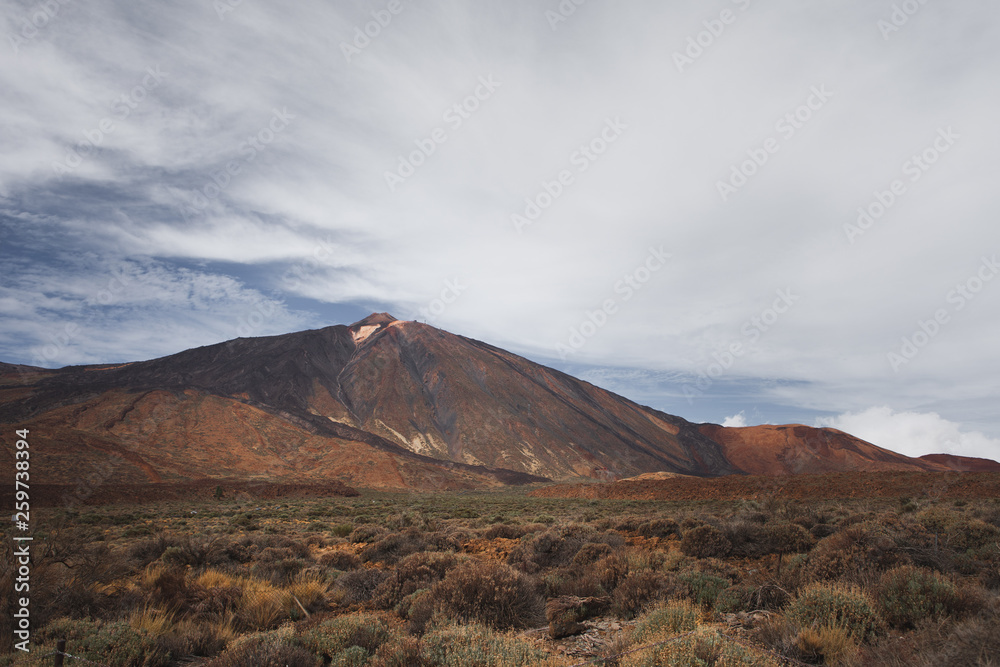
2,314,989,490
696,423,949,476
919,453,1000,472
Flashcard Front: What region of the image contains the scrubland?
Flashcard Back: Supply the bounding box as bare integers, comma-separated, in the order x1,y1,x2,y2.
2,482,999,666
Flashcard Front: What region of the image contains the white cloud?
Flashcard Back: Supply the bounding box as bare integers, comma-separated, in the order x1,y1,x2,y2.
816,407,1000,461
1,0,998,441
721,412,748,428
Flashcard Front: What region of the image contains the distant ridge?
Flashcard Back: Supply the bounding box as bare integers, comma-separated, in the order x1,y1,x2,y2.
0,313,986,491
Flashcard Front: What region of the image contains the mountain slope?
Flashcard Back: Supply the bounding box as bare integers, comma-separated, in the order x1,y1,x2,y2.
1,313,978,489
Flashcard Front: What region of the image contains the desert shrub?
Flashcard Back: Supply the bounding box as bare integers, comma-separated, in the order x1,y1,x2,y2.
297,612,402,662
189,572,242,620
483,524,529,540
330,523,354,538
615,517,642,532
205,625,318,667
37,617,171,667
361,528,430,565
289,573,331,616
335,569,391,605
612,571,670,619
155,616,234,658
372,552,459,610
793,624,859,666
370,636,427,667
572,542,614,566
424,560,544,631
637,518,680,539
724,521,770,558
844,598,1000,667
236,577,291,631
320,550,362,571
591,553,629,594
128,534,174,566
231,513,259,530
677,570,730,608
801,524,906,584
680,524,732,559
949,518,1000,553
252,555,306,586
810,523,839,539
506,526,593,573
220,535,310,565
620,627,780,667
875,566,962,629
146,565,195,612
419,623,559,667
631,599,701,643
766,523,816,555
713,585,752,614
785,583,882,642
349,525,387,544
542,567,606,598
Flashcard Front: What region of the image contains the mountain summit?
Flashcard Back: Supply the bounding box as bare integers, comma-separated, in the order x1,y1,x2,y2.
0,314,974,490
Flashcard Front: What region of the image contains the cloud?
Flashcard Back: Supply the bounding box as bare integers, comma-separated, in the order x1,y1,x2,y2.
0,254,319,367
721,412,748,428
0,0,998,441
816,407,1000,461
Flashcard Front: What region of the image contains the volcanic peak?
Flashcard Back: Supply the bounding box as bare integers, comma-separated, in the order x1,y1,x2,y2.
349,312,400,345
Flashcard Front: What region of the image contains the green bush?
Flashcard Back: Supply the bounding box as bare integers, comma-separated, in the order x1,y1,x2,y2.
620,627,779,667
876,566,960,629
632,599,701,643
297,612,402,662
330,523,354,538
785,583,882,642
420,623,555,666
677,571,730,608
38,617,171,667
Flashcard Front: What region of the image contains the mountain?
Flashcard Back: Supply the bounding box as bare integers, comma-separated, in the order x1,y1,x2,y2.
696,424,944,475
0,313,983,491
919,453,1000,472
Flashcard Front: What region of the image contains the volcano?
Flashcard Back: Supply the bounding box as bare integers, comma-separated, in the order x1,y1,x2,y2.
0,313,977,491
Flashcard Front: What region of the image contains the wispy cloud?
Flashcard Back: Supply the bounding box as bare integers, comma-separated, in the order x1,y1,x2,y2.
1,0,997,446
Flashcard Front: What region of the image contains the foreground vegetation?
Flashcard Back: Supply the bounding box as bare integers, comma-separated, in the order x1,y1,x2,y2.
2,485,999,666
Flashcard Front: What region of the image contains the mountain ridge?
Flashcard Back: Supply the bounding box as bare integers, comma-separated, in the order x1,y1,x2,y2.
2,313,992,490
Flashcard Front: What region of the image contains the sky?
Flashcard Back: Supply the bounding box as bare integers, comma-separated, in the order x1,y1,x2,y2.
1,0,998,461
